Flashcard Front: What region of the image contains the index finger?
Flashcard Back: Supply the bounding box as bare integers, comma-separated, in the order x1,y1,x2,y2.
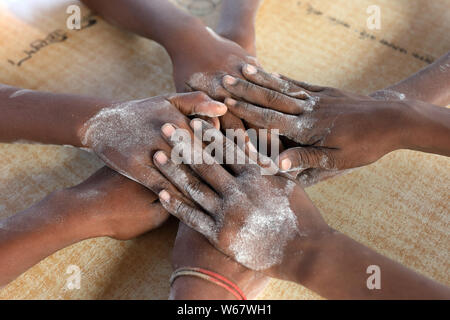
242,64,311,99
167,92,227,117
222,75,305,115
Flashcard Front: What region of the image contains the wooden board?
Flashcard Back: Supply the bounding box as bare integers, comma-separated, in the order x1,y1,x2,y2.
0,0,448,299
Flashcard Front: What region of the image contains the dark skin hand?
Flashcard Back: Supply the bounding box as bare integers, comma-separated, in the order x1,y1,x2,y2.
221,65,450,186
0,84,225,195
154,118,450,300
81,0,269,299
78,92,226,197
82,0,256,130
154,119,327,271
0,166,167,287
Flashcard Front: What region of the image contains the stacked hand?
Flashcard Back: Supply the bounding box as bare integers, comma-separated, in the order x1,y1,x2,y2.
154,119,329,274
79,92,226,197
221,65,408,186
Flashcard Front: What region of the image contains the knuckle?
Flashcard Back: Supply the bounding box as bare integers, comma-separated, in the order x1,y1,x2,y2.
241,79,253,91
194,91,208,100
261,108,278,123
185,180,203,198
194,164,212,178
264,89,280,104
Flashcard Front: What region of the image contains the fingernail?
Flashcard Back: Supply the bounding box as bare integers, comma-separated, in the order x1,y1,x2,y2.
271,72,281,78
213,101,228,113
159,190,170,201
154,151,168,164
162,123,175,137
225,98,237,106
244,64,257,75
190,119,202,130
223,75,237,85
281,158,292,170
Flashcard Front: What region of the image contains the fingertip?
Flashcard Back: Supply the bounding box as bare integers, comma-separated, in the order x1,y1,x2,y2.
196,101,227,117
159,190,171,202
211,101,228,115
243,64,257,75
162,123,176,138
154,151,168,165
225,98,237,107
223,75,237,86
281,158,292,171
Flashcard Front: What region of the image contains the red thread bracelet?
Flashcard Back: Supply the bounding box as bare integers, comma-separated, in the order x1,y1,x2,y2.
170,267,247,300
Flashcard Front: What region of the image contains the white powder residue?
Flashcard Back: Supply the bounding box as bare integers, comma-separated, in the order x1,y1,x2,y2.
80,99,166,155
319,153,336,170
188,72,225,99
303,96,319,112
9,89,33,98
372,90,405,101
227,177,299,270
75,189,102,201
294,116,316,135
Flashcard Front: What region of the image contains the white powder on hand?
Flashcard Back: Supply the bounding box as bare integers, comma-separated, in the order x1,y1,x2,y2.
225,176,300,271
80,98,165,154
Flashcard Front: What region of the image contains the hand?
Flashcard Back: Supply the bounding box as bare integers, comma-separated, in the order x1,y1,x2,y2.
153,119,330,274
65,166,167,241
78,92,227,196
170,25,260,130
170,223,269,300
221,65,407,186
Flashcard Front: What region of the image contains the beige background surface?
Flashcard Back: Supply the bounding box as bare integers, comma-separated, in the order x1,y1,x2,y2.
0,0,448,299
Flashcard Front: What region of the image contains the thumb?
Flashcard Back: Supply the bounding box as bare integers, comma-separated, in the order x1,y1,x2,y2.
167,92,227,117
277,147,337,174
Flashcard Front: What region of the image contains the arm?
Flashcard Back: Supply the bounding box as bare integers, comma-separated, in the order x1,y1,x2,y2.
278,228,450,300
371,52,450,107
0,84,110,146
215,0,262,56
82,0,258,131
218,66,450,186
0,81,225,195
0,167,167,287
81,0,203,58
153,118,450,299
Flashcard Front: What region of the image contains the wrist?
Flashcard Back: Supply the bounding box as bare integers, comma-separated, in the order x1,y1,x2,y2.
55,188,107,240
394,100,450,155
170,259,259,300
367,100,414,154
72,98,115,148
267,223,337,283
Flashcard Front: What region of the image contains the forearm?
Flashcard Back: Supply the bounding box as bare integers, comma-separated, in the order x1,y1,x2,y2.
0,84,111,146
372,52,450,106
395,99,450,156
81,0,204,57
216,0,261,38
170,277,238,300
280,230,450,299
0,190,98,287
